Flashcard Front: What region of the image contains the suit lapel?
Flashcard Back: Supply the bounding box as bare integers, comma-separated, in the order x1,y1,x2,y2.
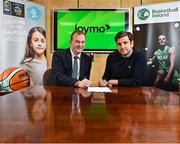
66,49,72,74
80,53,85,77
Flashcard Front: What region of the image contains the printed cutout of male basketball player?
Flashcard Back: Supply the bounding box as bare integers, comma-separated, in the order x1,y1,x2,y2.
147,34,179,91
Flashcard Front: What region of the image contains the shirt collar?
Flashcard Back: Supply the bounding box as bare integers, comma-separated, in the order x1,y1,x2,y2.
70,49,81,58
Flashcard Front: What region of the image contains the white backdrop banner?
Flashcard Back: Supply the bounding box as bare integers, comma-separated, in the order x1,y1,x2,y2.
134,1,180,91
0,0,45,72
134,1,180,24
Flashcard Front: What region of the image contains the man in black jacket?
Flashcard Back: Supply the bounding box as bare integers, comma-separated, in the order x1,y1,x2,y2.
50,30,92,88
98,31,147,87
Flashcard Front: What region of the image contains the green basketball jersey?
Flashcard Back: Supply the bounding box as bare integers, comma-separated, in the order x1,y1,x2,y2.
155,46,179,85
154,46,170,71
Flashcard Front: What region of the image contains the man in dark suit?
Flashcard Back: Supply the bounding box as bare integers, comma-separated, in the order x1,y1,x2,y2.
50,30,92,88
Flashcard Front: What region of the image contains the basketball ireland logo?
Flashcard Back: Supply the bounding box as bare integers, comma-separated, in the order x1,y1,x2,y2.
137,8,150,20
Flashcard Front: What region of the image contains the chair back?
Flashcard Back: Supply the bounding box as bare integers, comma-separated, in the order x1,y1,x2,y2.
43,68,52,86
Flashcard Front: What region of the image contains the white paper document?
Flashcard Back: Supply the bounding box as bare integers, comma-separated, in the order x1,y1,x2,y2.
87,87,112,93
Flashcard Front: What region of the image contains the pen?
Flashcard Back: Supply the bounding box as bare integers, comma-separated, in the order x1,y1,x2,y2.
101,79,107,86
82,76,93,86
83,76,87,79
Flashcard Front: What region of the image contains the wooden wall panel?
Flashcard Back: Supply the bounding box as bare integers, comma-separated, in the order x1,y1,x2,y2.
89,54,108,85
79,0,121,8
142,0,176,5
121,0,141,7
32,0,77,8
119,0,141,33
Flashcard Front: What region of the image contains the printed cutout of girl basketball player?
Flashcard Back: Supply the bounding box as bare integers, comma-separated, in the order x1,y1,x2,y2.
21,27,47,85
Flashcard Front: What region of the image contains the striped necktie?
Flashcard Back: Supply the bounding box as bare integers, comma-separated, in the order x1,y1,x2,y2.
72,56,79,79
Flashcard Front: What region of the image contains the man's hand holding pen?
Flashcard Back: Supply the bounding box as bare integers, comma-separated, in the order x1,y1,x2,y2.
98,79,118,87
98,79,108,87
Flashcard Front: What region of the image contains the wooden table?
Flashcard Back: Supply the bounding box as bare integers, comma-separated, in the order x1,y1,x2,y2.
0,85,180,143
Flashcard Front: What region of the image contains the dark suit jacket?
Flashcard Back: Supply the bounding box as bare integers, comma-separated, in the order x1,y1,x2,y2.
50,49,92,86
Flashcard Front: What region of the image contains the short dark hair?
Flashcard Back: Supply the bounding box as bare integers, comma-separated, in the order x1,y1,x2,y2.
70,30,85,40
114,31,133,42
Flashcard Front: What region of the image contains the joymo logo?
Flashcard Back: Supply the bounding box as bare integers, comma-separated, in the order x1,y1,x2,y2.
75,24,111,34
137,8,150,20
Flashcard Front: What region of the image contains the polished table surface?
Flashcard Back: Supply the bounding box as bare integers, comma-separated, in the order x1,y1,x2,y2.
0,86,180,143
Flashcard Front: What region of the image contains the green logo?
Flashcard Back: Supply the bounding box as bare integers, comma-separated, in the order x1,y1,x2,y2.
137,8,150,20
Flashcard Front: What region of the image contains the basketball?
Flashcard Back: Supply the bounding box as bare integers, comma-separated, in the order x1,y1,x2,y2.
0,67,30,92
0,73,3,91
